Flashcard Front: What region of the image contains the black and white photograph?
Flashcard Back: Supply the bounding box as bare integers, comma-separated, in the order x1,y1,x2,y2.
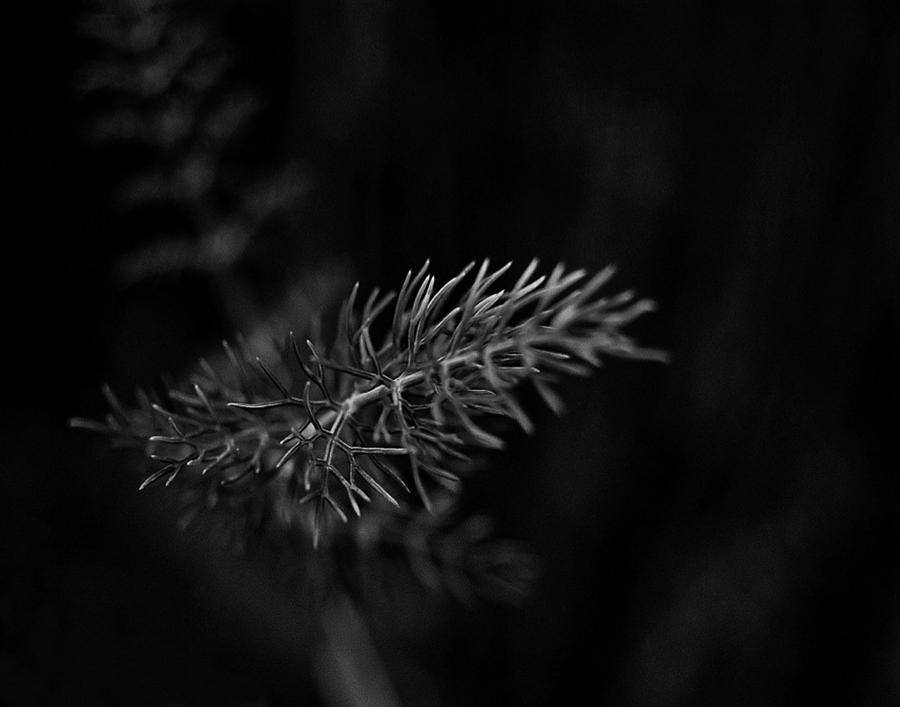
4,1,899,704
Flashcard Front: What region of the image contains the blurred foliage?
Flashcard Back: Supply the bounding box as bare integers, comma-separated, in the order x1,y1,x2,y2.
79,0,311,342
4,0,900,705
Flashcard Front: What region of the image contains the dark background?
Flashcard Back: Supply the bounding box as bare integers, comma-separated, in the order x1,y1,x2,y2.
4,0,899,705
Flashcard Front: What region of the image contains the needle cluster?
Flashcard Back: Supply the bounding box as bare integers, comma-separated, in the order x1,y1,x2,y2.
72,259,666,547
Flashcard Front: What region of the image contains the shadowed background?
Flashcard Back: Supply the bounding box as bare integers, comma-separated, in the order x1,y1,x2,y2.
4,0,899,705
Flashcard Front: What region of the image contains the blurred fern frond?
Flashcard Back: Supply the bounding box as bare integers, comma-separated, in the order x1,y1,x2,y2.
78,0,306,286
72,259,666,547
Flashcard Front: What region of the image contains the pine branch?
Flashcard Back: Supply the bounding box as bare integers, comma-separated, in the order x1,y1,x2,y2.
71,259,667,547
